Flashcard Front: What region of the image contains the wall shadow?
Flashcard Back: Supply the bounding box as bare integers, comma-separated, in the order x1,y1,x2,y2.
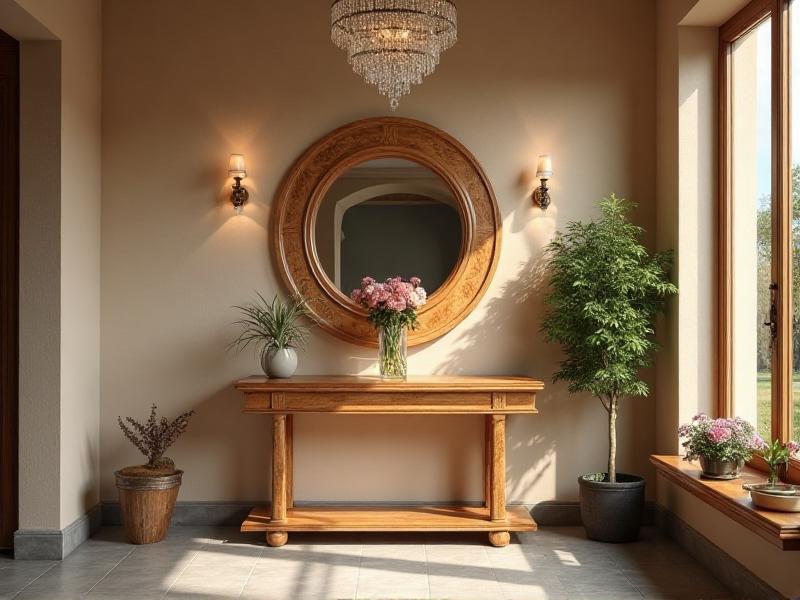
434,257,557,501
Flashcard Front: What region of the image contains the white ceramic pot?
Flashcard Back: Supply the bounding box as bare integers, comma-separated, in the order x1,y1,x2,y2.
261,347,298,378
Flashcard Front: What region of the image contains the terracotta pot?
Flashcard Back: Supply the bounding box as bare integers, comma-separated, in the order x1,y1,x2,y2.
115,470,182,544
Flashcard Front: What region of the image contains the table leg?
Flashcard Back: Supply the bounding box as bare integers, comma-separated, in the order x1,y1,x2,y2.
484,416,491,509
268,414,288,547
488,414,509,547
287,414,294,510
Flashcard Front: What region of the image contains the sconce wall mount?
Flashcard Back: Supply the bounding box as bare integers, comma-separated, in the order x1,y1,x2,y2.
532,154,553,211
231,177,249,212
228,154,249,214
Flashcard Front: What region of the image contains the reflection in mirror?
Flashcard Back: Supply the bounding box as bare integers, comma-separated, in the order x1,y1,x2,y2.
314,158,462,297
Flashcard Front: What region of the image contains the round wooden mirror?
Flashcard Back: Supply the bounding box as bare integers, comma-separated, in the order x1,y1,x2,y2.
272,117,501,347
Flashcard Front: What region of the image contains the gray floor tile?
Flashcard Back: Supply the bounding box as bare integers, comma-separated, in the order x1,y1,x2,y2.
0,526,736,600
13,592,89,600
23,565,117,593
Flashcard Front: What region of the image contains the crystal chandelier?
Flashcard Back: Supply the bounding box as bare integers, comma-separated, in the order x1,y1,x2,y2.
331,0,458,111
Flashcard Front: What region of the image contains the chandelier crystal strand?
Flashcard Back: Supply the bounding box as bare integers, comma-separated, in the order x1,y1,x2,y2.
331,0,457,111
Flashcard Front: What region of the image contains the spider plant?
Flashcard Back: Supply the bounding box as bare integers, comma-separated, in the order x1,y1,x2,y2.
230,293,312,358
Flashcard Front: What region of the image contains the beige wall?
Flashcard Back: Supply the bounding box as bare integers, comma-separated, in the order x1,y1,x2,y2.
655,0,694,456
100,0,657,504
655,0,718,453
4,0,102,529
17,37,61,531
676,25,718,430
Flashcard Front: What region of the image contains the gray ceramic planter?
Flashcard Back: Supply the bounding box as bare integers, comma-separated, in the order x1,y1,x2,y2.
578,473,645,543
261,347,298,378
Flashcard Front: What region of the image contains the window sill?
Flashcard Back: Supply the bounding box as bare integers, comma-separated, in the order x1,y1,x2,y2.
650,455,800,550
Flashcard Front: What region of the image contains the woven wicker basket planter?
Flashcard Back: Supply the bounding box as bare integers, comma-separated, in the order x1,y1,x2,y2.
115,470,183,544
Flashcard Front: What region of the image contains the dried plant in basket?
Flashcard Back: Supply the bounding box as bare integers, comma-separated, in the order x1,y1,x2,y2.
118,404,195,477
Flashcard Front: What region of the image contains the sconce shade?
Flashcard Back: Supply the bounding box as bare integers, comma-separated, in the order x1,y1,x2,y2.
535,154,553,178
228,154,247,178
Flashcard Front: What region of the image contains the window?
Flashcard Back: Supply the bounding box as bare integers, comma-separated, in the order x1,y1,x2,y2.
719,0,800,464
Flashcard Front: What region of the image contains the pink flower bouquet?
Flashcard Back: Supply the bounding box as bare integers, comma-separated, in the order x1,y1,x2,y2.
351,276,427,378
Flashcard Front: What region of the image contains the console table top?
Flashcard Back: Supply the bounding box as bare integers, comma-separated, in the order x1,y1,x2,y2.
235,375,545,393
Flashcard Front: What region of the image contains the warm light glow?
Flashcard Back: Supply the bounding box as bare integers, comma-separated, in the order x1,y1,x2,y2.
535,154,553,178
228,154,247,178
377,28,411,41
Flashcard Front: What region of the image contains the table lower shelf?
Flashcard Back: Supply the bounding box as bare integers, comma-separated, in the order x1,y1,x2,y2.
241,505,537,533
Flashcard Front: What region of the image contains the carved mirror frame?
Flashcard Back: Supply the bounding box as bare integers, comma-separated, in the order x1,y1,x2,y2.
272,117,501,347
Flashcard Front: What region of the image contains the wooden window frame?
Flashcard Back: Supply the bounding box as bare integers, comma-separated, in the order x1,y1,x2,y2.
718,0,800,482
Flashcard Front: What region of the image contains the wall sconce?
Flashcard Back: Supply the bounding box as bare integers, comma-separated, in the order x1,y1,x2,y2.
532,154,552,211
228,154,249,214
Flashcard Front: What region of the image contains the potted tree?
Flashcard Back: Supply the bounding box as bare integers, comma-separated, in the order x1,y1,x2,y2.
542,195,677,542
115,405,195,544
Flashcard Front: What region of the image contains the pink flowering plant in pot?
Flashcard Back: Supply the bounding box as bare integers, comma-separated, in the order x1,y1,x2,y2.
678,414,763,480
351,276,427,378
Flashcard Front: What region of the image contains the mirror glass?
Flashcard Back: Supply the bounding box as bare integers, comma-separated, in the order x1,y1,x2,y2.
314,158,462,298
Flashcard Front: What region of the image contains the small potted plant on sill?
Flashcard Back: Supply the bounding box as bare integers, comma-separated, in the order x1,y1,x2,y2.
115,404,195,544
679,414,762,479
542,195,677,543
231,293,311,378
758,439,800,485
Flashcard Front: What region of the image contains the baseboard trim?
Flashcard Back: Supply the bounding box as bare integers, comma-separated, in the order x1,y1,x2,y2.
14,504,102,560
100,500,653,528
102,500,263,527
654,506,783,600
525,500,655,527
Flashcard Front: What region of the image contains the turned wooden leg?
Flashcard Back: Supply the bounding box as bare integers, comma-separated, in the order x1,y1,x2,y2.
484,415,491,509
269,414,288,546
286,414,294,510
267,531,288,547
490,414,507,521
489,414,509,547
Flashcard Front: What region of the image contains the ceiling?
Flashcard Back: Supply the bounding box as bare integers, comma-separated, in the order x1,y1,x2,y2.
680,0,752,27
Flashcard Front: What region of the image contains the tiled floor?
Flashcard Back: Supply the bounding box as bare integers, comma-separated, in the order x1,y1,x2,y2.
0,526,732,600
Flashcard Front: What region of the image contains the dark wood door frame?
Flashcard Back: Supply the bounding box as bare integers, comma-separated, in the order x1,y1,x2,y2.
0,27,19,550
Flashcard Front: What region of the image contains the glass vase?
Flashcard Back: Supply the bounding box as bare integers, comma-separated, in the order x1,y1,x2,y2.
378,324,407,379
767,463,781,486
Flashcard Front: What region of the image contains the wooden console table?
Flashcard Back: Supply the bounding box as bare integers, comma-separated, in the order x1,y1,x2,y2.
235,376,543,547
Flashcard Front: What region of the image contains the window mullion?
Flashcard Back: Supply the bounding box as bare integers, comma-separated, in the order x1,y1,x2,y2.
773,0,792,443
